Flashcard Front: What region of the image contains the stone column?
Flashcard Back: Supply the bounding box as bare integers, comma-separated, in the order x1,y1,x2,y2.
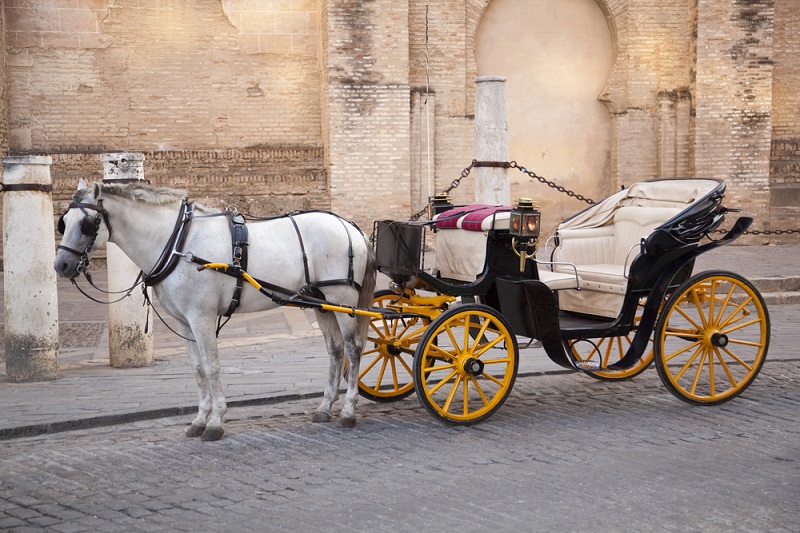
101,153,154,368
3,156,59,381
474,76,510,206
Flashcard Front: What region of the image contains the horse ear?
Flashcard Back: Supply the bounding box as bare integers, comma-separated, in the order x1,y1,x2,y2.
78,178,87,190
92,182,102,200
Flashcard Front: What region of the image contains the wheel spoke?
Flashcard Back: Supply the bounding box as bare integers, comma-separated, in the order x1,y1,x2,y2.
712,281,736,328
720,345,754,372
387,357,400,392
472,335,505,358
469,317,492,354
663,339,702,364
675,300,704,332
442,375,462,412
721,317,763,336
713,348,739,388
689,289,710,329
470,375,490,407
673,344,704,380
359,352,384,376
717,297,753,331
397,354,413,376
428,368,458,395
689,348,708,395
482,372,505,387
426,343,455,361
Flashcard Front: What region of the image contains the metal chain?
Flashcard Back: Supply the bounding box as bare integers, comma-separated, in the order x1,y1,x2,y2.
714,227,800,236
508,161,595,205
410,160,478,220
409,160,800,236
410,159,595,220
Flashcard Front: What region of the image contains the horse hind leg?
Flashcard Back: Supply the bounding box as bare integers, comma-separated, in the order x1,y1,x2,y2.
337,313,363,428
312,311,344,424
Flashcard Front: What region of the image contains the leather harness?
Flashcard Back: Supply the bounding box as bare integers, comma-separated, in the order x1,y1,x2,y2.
58,197,363,336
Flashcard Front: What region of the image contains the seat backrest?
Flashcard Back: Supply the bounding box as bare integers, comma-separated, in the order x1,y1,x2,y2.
611,206,683,263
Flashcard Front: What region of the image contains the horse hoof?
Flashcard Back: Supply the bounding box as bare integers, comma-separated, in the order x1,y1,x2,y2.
186,424,206,438
200,427,225,441
311,411,331,423
340,416,356,428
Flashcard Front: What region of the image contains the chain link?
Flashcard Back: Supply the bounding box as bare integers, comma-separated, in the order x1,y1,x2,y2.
714,227,800,236
410,159,596,220
410,160,478,220
508,161,596,205
409,160,800,237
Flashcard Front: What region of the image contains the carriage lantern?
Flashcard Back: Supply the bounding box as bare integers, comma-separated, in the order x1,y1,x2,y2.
510,198,541,238
510,198,540,272
428,193,454,219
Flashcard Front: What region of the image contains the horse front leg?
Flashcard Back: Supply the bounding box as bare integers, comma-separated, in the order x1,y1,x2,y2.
188,317,228,441
311,311,344,424
182,330,211,438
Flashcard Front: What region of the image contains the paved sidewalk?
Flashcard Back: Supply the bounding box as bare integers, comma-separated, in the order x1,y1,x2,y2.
1,243,799,439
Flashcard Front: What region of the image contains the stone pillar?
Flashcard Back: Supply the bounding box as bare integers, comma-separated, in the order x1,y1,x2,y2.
101,153,154,368
474,76,510,205
3,156,59,381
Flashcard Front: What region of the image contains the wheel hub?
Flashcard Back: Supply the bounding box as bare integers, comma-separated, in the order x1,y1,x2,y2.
462,357,485,376
710,332,729,348
380,337,409,356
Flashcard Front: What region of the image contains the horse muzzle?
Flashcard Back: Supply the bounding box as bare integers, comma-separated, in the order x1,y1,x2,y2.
54,246,84,279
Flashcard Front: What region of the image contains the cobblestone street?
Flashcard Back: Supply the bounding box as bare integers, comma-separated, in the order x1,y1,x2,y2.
2,360,798,532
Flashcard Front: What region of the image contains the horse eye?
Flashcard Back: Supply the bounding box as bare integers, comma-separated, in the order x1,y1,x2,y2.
57,216,66,235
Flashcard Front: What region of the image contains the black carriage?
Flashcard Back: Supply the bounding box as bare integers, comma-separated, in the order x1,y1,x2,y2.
361,178,770,424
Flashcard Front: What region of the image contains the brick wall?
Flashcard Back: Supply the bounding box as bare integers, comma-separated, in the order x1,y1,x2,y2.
770,0,800,240
1,0,798,251
322,0,412,230
695,0,774,241
0,9,7,157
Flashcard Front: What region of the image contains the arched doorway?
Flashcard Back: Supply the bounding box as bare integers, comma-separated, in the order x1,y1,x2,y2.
475,0,613,231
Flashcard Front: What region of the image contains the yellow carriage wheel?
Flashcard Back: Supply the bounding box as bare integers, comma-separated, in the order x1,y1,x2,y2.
564,299,654,381
358,290,431,402
413,304,518,425
654,271,769,405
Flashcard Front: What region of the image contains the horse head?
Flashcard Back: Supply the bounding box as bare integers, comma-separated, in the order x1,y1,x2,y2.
54,179,112,279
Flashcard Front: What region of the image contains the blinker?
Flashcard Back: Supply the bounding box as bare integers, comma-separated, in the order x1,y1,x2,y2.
57,210,99,236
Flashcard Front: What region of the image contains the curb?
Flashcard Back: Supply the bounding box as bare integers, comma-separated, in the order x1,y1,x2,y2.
0,369,576,441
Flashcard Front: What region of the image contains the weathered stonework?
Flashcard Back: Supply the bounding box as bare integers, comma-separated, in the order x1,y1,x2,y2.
0,0,797,249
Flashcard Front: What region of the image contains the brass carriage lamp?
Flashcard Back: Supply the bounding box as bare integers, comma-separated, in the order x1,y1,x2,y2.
428,193,454,219
510,198,540,273
510,198,541,239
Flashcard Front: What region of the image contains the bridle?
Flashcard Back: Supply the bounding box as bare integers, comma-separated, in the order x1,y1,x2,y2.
57,200,112,276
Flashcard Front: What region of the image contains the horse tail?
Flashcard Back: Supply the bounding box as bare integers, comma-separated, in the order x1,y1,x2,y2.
356,236,378,344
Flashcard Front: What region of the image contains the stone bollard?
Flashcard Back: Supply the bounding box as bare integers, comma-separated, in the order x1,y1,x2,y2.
474,76,511,206
101,153,154,368
2,156,59,381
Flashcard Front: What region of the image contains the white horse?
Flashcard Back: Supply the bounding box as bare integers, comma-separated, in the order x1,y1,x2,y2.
54,180,376,441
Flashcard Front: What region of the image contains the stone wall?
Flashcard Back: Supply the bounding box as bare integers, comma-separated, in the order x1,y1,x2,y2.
0,8,7,157
770,0,800,242
1,0,798,249
3,0,327,234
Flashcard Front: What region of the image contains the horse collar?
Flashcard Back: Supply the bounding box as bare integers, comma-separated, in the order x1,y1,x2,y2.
143,199,194,287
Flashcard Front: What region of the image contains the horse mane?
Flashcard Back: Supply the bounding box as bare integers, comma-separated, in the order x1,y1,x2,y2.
99,182,188,204
77,182,219,213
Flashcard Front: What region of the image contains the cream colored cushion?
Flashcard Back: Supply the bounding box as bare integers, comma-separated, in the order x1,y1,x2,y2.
553,205,683,318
